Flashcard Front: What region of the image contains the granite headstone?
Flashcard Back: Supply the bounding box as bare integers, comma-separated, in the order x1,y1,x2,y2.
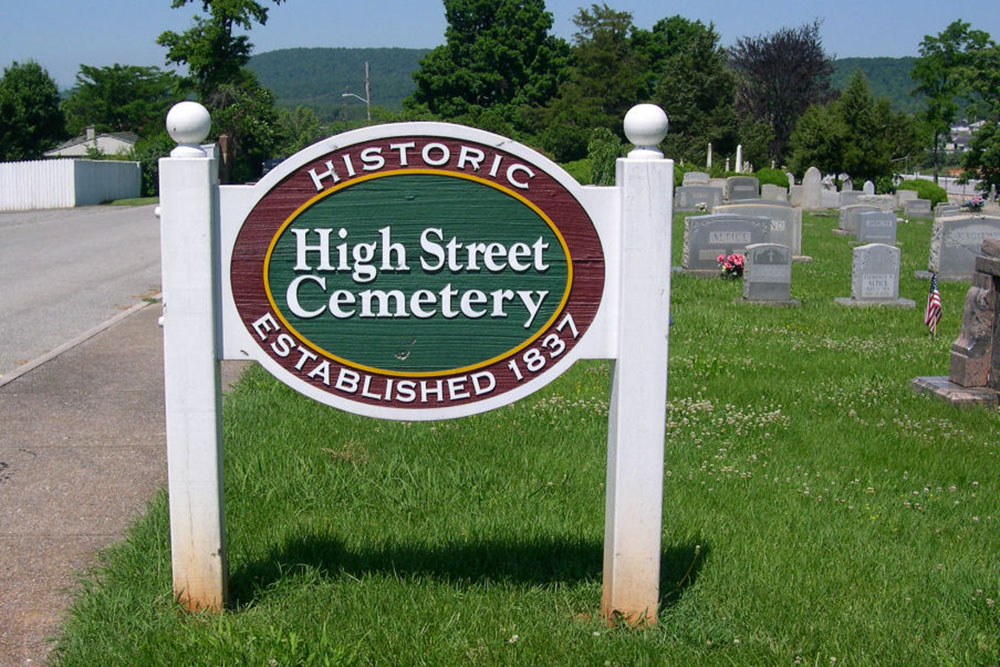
682,213,771,273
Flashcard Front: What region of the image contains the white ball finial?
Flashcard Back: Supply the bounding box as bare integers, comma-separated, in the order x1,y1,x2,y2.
166,101,211,157
624,104,668,159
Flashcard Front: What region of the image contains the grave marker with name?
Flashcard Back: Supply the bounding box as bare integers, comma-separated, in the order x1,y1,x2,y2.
855,210,898,244
742,243,796,304
682,171,710,185
682,213,770,274
675,185,723,211
904,198,932,217
838,204,880,233
924,215,1000,281
727,176,759,201
714,202,802,256
835,243,914,307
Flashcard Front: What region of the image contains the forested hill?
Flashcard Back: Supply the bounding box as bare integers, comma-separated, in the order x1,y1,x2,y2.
248,47,430,120
830,57,920,113
249,47,922,120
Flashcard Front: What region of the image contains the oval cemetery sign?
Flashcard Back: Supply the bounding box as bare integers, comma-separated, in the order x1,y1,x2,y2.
231,125,604,419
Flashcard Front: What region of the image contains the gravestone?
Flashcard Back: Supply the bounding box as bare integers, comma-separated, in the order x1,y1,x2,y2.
682,171,710,186
714,202,803,256
912,239,1000,404
821,189,840,208
727,176,759,201
837,204,880,234
896,189,918,207
789,184,803,206
801,167,822,209
785,172,795,187
935,203,962,218
923,215,1000,281
674,185,724,211
840,190,862,206
835,243,914,308
681,213,771,274
761,183,788,201
855,210,898,244
742,243,796,304
863,180,875,195
904,198,932,217
841,178,853,192
857,194,896,213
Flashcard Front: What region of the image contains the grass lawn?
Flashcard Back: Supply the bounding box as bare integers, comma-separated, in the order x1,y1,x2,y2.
108,196,159,206
52,207,1000,665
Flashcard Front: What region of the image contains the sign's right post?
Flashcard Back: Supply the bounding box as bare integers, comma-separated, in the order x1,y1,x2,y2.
602,104,673,625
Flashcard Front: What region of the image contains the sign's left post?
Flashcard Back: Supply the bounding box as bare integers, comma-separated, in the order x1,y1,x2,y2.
158,102,228,611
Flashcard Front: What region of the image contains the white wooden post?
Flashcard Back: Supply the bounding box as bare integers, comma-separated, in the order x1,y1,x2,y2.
159,102,228,611
602,104,672,625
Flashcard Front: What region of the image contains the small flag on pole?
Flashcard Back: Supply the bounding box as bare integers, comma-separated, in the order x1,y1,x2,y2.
925,272,942,335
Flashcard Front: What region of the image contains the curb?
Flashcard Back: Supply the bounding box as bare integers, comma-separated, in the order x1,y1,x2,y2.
0,296,161,390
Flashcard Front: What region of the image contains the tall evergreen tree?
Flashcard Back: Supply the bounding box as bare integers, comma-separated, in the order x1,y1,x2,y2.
633,15,738,165
539,3,645,161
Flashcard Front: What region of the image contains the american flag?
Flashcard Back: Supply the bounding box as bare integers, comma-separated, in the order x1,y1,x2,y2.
925,272,942,334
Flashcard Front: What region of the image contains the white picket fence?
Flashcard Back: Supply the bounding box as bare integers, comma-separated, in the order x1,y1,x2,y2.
0,159,140,211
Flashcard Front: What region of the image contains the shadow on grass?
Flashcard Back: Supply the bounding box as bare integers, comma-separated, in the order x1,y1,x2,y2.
229,533,708,611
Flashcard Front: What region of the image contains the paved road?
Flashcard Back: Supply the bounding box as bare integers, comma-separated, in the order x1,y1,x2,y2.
0,205,161,379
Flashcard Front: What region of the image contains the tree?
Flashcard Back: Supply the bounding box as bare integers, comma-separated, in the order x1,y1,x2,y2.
158,0,286,181
158,0,285,99
729,21,833,164
539,4,646,161
275,105,324,156
62,64,183,138
0,61,65,161
788,70,923,183
962,120,1000,197
911,20,991,182
405,0,569,131
633,16,738,165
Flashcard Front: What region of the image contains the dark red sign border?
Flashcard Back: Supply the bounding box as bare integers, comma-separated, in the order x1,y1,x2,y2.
231,134,605,412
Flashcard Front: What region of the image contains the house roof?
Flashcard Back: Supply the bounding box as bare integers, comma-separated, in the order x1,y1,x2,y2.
46,131,138,153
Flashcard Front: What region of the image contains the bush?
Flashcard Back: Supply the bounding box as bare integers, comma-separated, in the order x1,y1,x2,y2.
874,175,895,195
129,133,175,197
561,159,591,185
753,167,789,189
896,179,948,207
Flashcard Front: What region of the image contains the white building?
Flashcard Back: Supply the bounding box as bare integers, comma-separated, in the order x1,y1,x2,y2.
44,127,137,158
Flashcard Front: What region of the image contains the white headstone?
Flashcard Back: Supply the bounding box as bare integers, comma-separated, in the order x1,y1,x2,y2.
863,180,875,195
802,166,822,209
735,144,743,173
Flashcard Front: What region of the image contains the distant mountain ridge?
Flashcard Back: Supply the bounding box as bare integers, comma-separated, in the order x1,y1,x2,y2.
249,48,923,120
248,47,430,121
830,57,921,113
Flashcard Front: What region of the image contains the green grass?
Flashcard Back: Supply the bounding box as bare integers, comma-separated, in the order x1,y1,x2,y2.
108,196,159,206
51,209,1000,665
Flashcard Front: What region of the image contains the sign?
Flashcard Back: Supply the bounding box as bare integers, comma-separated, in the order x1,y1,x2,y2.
229,127,605,419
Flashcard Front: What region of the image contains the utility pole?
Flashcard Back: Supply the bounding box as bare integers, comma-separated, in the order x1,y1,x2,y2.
341,61,371,121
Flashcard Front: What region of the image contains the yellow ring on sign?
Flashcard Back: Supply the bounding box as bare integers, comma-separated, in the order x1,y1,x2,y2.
263,168,574,378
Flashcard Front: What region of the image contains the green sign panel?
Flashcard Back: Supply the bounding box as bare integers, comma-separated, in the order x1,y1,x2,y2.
231,128,604,418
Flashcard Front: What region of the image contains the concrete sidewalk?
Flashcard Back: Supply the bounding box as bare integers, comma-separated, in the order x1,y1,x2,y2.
0,302,245,664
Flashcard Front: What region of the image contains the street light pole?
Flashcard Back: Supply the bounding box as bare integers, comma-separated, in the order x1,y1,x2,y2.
341,61,371,122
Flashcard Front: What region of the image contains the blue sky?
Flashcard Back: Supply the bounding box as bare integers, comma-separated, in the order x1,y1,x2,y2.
2,0,998,88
